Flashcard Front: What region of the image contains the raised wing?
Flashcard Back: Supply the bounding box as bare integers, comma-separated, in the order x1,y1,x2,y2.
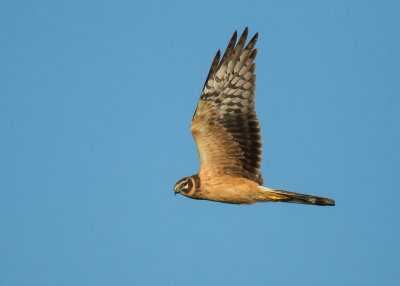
191,28,263,185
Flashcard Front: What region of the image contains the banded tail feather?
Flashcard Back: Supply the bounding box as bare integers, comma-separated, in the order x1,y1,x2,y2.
259,187,335,206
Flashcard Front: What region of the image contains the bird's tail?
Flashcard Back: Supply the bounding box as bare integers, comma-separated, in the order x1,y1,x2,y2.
259,186,335,206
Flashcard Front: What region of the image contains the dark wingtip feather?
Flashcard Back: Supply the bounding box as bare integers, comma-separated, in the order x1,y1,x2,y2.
250,49,258,60
203,50,221,90
234,28,249,53
214,49,221,63
219,30,238,67
242,27,249,38
245,32,258,50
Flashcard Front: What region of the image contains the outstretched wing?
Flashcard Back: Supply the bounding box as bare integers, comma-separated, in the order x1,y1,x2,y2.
191,27,263,185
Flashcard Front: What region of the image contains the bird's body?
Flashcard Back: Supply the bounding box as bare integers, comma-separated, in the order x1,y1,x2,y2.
174,28,335,206
181,173,261,205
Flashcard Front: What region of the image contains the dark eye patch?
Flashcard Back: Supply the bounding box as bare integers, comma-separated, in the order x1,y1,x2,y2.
181,179,193,193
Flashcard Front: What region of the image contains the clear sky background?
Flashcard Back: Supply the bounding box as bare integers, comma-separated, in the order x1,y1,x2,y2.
1,0,399,285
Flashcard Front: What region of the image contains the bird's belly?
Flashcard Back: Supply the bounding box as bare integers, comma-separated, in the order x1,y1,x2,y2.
198,179,264,205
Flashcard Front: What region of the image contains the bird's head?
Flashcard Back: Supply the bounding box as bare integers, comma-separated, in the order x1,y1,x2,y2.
174,177,193,196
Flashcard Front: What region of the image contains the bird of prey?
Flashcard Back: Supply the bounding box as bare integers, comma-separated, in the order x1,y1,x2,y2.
174,28,335,206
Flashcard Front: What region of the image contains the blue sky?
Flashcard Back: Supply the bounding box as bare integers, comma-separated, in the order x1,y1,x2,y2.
1,0,399,285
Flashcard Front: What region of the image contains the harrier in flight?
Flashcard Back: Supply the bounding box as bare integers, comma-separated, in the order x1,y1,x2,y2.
174,28,335,206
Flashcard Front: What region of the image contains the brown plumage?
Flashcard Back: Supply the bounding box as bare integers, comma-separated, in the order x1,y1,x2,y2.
174,28,335,206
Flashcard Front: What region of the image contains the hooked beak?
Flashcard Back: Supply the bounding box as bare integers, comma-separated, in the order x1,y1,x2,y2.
174,185,179,196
